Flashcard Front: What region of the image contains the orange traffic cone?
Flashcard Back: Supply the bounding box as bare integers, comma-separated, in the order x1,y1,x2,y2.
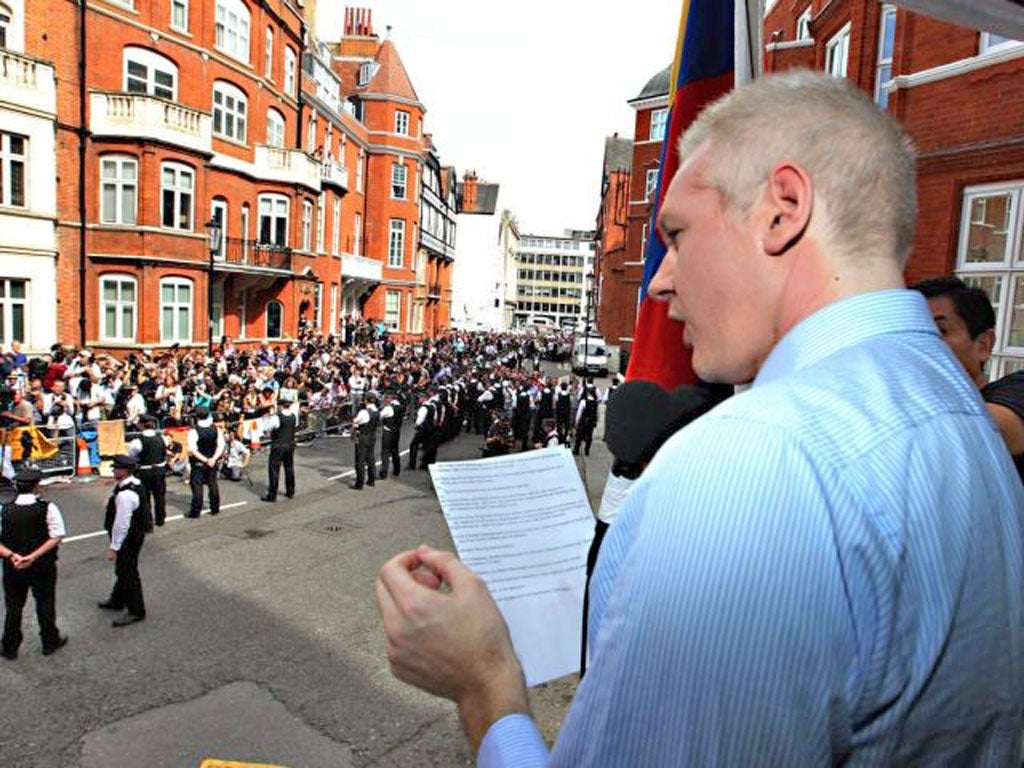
76,438,92,475
248,419,261,451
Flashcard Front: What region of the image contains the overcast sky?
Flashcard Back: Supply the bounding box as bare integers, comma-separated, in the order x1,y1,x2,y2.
317,0,679,234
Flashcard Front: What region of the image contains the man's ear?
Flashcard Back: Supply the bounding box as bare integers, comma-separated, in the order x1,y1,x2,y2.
976,328,995,365
762,163,813,257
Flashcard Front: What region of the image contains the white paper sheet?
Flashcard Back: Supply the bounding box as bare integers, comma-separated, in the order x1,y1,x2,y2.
430,446,595,686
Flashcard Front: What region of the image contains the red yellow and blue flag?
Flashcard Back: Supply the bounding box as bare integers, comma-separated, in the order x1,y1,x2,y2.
625,0,753,389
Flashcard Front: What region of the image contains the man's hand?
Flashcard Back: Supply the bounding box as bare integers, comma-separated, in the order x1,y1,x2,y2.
376,545,530,751
10,553,27,569
105,548,116,562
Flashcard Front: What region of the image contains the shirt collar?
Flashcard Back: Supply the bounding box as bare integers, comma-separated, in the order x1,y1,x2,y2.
197,417,213,427
15,493,37,503
755,289,938,387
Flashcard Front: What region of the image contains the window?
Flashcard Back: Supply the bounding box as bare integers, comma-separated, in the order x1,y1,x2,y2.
264,26,273,77
210,198,227,259
307,115,316,152
316,193,325,252
645,169,658,202
388,219,405,267
124,47,178,99
980,32,1022,55
356,151,364,192
332,199,340,255
874,5,897,110
796,7,812,41
395,110,410,136
266,300,283,338
284,46,296,95
956,182,1024,378
384,290,400,331
100,275,136,342
160,277,192,343
826,24,851,78
0,132,25,207
259,194,288,245
241,203,250,259
354,212,362,255
314,282,323,331
301,200,312,251
391,162,407,199
213,81,247,143
214,0,250,63
0,279,26,347
266,108,285,147
0,4,10,49
100,155,136,225
358,61,376,86
170,0,188,31
160,162,193,230
330,283,338,334
649,108,668,141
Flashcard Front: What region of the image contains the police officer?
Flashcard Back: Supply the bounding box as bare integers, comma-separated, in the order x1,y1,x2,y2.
407,396,433,470
512,385,533,452
573,382,600,456
186,407,223,518
98,455,149,627
0,467,67,659
126,414,168,526
261,398,297,502
378,396,404,480
554,381,573,444
350,392,379,490
420,394,442,468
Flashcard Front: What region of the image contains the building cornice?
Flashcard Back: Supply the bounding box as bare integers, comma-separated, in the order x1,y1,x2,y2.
365,143,424,162
359,92,426,112
890,44,1024,91
627,95,669,110
764,39,815,52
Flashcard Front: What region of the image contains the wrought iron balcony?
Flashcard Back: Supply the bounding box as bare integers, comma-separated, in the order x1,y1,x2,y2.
214,237,292,273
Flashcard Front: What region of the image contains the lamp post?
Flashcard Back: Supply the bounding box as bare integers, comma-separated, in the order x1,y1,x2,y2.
584,271,595,373
205,218,222,356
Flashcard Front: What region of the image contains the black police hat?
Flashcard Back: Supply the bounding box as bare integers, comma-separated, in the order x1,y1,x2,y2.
13,467,43,485
112,454,137,470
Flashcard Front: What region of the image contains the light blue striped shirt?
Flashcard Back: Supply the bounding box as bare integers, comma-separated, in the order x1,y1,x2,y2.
479,289,1024,767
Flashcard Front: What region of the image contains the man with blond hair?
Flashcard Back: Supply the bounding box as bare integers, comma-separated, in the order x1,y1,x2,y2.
375,71,1024,766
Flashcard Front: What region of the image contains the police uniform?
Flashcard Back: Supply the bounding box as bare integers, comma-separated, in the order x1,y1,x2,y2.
379,398,404,480
351,397,379,489
0,468,66,658
262,403,297,502
554,383,573,444
408,398,435,470
127,421,168,526
186,410,224,517
99,455,149,626
573,386,600,456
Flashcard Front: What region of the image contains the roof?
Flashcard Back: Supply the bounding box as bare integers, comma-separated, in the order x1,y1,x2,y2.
364,39,420,102
632,65,671,101
603,136,633,174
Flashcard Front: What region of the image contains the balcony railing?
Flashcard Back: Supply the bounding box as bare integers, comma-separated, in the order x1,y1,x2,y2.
341,253,383,283
319,158,349,190
90,91,211,154
215,237,292,272
0,50,56,115
254,145,321,191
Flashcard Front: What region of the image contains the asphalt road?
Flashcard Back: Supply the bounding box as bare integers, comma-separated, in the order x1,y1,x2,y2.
0,365,611,767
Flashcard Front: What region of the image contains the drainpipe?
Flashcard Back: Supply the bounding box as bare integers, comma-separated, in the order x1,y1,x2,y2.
78,0,88,347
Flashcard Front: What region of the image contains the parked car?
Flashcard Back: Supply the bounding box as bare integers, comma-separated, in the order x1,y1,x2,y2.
572,335,608,377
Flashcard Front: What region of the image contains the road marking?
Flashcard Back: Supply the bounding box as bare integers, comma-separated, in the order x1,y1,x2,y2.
327,448,410,481
63,501,249,544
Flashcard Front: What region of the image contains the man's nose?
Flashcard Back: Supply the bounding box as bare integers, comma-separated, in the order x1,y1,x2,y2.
647,247,677,303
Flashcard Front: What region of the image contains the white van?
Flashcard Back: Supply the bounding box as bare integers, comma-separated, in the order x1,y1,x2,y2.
572,335,608,377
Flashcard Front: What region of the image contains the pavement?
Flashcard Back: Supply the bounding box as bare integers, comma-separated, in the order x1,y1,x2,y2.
0,366,613,767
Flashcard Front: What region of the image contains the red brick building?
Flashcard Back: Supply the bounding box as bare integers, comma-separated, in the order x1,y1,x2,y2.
20,1,460,352
765,0,1024,377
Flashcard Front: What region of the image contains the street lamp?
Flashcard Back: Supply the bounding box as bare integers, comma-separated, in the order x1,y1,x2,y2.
584,271,595,373
205,218,222,355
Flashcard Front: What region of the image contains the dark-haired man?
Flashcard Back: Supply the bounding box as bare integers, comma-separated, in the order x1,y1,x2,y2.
912,276,1024,481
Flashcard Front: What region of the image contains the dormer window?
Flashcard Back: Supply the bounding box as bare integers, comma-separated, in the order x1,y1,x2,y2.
358,61,378,86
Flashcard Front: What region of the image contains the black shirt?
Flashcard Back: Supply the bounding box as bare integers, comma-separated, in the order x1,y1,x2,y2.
981,370,1024,482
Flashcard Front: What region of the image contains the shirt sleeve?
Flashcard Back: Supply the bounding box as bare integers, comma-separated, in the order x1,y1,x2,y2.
415,407,427,426
186,429,198,455
126,438,143,458
214,429,226,460
354,409,370,426
477,714,549,768
109,488,138,551
46,503,67,538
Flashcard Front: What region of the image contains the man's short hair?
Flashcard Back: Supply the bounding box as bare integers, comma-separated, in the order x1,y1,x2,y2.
910,276,996,340
678,69,917,267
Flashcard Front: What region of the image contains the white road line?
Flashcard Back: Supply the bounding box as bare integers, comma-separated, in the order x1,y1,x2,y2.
327,448,411,481
63,501,249,544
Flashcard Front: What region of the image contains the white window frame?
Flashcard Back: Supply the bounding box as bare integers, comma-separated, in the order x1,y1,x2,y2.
214,0,250,63
0,4,11,50
100,274,137,342
266,108,285,148
210,198,228,260
159,276,193,343
354,212,362,255
258,194,289,246
391,162,407,200
160,161,194,231
356,151,364,193
329,283,338,334
314,282,323,331
0,132,25,208
826,24,851,78
170,0,188,32
395,110,410,136
284,46,296,96
100,154,137,225
955,181,1024,379
384,290,400,332
796,7,812,41
388,219,405,268
0,278,27,348
331,198,340,255
124,47,178,100
212,80,247,143
316,193,325,253
240,203,250,261
645,168,658,202
264,26,273,78
266,299,283,338
307,114,317,153
980,32,1023,56
874,5,897,109
649,108,668,141
301,200,313,251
